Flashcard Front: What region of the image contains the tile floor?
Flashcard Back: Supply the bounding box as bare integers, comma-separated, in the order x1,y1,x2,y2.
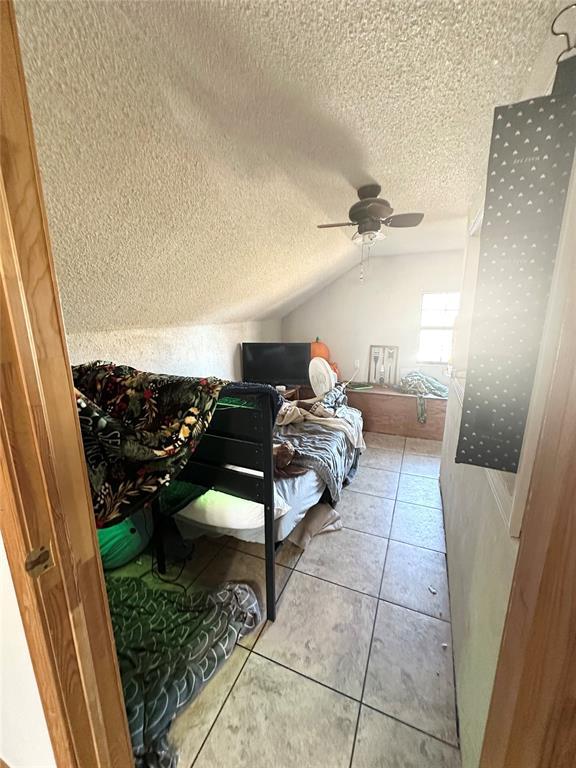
126,434,460,767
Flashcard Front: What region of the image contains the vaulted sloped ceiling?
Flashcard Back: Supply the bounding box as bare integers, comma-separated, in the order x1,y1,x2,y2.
15,0,555,332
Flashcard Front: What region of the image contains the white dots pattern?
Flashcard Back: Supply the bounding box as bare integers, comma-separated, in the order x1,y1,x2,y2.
457,88,576,472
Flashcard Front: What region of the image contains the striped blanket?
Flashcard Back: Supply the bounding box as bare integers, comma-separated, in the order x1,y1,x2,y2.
275,405,363,502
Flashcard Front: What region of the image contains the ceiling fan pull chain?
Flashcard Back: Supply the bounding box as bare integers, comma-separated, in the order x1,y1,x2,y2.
360,241,373,283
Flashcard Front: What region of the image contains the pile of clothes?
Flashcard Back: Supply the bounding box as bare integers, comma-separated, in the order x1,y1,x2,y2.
276,384,364,451
274,386,364,503
394,371,449,423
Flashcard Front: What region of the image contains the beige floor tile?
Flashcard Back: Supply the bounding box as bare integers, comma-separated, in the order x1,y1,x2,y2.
219,536,264,559
296,528,388,595
364,432,406,452
238,617,267,650
275,540,305,569
361,446,403,472
194,654,358,768
354,466,400,499
337,490,394,538
364,602,458,745
138,538,222,592
397,474,442,509
170,646,249,767
391,502,446,553
255,571,377,698
404,438,443,457
401,453,441,478
185,536,224,568
193,548,291,649
221,537,303,569
380,541,450,620
353,706,461,768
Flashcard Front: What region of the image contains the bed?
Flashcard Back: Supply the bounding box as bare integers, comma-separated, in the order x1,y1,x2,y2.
73,362,361,623
155,387,362,622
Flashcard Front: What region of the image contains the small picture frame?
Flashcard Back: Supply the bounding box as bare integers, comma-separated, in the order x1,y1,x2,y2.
368,345,399,386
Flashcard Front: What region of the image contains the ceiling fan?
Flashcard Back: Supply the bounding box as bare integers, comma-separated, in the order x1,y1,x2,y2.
318,184,424,243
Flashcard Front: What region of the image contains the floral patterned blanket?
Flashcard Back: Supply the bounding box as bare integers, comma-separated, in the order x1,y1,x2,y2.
73,362,227,527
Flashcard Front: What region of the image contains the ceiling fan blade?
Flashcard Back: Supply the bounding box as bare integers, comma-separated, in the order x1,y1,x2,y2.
317,222,356,229
382,213,424,228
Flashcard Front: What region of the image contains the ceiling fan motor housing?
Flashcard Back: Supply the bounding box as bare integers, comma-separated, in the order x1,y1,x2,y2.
349,196,393,226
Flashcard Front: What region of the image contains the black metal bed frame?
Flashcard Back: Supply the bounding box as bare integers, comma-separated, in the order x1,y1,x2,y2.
152,391,278,621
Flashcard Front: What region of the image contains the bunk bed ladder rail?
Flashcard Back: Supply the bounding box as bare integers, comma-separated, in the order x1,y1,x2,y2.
261,394,276,621
165,391,277,622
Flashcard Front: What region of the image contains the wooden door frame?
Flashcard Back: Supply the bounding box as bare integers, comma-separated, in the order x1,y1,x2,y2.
480,162,576,762
0,2,132,766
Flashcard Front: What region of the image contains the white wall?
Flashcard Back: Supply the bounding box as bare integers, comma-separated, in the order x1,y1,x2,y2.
441,383,518,768
281,251,463,383
66,319,282,380
1,538,56,768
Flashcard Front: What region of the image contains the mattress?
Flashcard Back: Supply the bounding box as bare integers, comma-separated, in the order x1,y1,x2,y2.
174,469,325,544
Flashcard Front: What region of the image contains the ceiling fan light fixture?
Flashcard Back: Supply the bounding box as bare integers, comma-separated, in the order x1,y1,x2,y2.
352,229,385,246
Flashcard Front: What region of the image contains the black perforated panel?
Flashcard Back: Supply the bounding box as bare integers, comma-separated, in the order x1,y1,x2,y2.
456,80,576,472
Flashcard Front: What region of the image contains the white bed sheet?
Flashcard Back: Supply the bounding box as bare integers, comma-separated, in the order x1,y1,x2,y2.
173,469,325,544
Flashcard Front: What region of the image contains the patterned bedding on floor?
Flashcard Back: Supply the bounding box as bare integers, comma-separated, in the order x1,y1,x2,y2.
106,576,260,768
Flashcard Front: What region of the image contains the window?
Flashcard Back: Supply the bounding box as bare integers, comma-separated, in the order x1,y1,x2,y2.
418,292,460,364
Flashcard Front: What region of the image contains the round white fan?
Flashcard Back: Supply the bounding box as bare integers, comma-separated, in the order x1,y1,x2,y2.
309,357,337,397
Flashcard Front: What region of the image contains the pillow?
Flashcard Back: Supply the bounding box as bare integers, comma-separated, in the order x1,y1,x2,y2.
175,489,290,531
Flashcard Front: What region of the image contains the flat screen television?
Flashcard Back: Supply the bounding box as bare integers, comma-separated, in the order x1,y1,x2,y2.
242,342,311,386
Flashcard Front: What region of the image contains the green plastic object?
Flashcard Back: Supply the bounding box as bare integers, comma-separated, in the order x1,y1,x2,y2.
97,509,152,570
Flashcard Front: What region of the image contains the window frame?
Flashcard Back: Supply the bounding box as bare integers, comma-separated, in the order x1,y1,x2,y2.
417,292,460,365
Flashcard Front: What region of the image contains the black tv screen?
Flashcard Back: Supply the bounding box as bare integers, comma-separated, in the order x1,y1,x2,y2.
242,343,311,386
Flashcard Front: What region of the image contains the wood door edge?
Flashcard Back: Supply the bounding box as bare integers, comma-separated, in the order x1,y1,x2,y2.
0,417,78,768
1,3,133,765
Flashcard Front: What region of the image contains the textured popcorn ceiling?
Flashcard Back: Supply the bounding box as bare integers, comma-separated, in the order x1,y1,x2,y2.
15,0,557,332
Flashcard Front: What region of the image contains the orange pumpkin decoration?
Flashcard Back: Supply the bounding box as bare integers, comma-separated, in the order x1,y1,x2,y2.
311,337,330,361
